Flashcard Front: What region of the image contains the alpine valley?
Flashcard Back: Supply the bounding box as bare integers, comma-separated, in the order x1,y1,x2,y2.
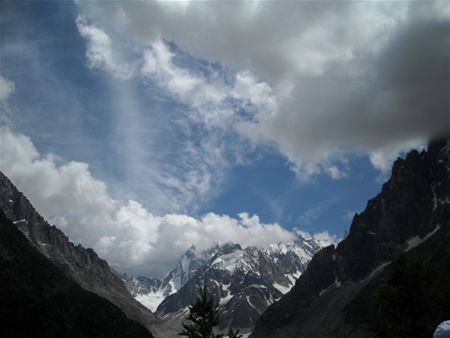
1,136,449,338
0,168,325,337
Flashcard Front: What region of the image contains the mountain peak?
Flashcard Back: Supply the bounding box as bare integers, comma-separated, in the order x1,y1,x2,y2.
126,235,323,334
251,136,450,338
0,170,160,335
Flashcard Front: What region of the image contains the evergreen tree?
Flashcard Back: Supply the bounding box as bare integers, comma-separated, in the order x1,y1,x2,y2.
226,328,243,338
179,286,223,338
373,254,450,338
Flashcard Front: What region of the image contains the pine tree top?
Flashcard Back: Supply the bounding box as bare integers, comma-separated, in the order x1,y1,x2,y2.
179,286,223,338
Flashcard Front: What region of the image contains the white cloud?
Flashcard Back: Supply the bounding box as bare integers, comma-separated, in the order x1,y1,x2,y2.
141,39,231,125
231,70,278,116
369,138,426,172
74,20,265,213
298,198,337,226
295,229,339,248
312,231,339,248
326,166,347,180
76,16,135,79
76,19,234,126
75,0,449,180
75,20,237,213
0,126,296,276
0,75,15,101
343,210,356,222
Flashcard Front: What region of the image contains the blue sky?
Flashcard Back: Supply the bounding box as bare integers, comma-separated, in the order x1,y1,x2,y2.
0,0,447,276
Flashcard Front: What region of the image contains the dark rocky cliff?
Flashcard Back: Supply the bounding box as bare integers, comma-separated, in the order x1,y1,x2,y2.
251,137,450,338
0,208,153,338
0,171,161,336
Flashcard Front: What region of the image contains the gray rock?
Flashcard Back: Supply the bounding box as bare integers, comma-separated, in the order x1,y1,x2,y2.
0,171,162,337
128,235,323,335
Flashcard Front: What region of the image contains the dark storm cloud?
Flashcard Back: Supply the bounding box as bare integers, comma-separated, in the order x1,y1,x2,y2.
76,0,449,176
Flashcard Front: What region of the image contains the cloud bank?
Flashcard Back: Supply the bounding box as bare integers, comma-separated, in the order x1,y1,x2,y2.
0,75,15,101
0,121,295,276
76,0,449,179
1,72,295,276
2,0,448,277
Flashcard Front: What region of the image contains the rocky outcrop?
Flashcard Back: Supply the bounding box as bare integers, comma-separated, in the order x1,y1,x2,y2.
251,137,450,338
0,171,161,336
0,208,153,338
123,275,164,296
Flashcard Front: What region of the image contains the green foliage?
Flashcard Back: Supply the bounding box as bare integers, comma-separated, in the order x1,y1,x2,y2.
226,327,243,338
373,254,450,338
179,286,223,338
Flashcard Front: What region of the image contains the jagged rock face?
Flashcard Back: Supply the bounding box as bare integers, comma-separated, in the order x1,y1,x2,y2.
122,245,217,312
123,275,163,296
0,208,153,338
0,171,161,336
251,138,450,338
127,236,322,334
336,140,449,283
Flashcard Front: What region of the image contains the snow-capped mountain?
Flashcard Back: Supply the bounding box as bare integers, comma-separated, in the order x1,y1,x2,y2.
125,235,325,334
123,244,217,312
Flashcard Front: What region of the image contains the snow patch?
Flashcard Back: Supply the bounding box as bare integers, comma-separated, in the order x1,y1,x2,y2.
273,282,291,294
286,270,301,286
135,288,166,312
334,278,341,288
432,184,439,210
212,250,247,273
249,284,267,289
180,253,192,277
405,225,441,252
245,295,260,313
168,279,177,295
360,262,391,283
219,292,233,305
319,287,328,296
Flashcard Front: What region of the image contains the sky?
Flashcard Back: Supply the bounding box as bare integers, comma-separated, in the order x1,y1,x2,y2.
0,0,448,277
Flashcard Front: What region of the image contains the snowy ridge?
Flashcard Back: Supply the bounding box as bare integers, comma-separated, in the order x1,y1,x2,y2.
124,234,323,333
123,245,211,310
405,225,442,252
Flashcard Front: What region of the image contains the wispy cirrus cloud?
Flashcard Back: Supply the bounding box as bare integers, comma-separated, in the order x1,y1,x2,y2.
0,76,15,101
2,0,448,277
0,73,294,276
343,210,357,222
297,198,338,227
75,16,281,213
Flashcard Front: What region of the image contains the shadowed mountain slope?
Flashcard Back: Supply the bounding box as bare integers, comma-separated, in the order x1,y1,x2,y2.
0,171,162,336
251,137,450,338
0,208,153,338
